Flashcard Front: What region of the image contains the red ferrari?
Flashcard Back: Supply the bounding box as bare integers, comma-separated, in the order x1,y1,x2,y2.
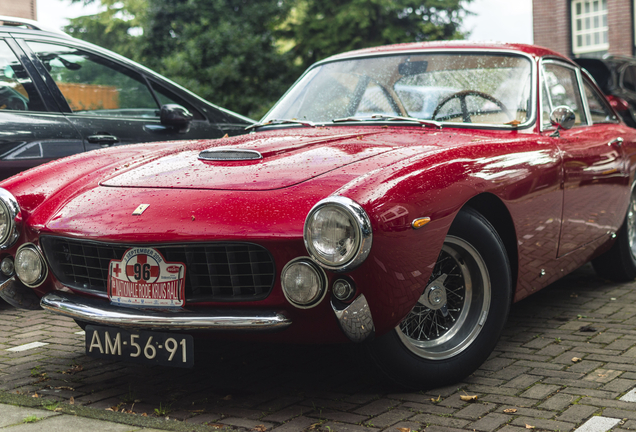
1,41,634,388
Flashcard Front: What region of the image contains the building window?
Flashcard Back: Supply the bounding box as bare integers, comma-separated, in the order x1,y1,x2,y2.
571,0,609,55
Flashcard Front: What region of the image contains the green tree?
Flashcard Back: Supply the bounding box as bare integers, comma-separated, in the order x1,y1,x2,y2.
285,0,472,69
140,0,298,119
63,0,474,118
65,0,146,60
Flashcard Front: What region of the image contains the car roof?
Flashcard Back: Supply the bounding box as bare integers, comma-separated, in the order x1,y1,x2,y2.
326,40,571,63
0,15,70,38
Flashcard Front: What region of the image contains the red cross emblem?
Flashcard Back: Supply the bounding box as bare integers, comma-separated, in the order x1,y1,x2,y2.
125,254,160,282
112,263,122,277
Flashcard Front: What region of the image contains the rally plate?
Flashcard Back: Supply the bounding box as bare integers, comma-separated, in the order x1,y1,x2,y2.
85,325,194,367
108,247,186,307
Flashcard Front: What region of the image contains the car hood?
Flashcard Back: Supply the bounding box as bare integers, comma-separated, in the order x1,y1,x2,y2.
101,131,396,191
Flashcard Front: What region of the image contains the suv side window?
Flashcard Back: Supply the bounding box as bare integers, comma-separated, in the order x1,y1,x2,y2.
0,40,45,112
541,62,586,128
622,66,636,92
150,81,204,120
582,77,617,123
27,41,159,117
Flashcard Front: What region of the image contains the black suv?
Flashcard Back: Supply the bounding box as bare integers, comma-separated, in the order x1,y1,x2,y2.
574,55,636,128
0,17,253,180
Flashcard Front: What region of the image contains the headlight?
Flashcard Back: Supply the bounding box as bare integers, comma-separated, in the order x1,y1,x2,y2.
304,196,372,272
281,258,327,308
0,188,20,249
15,244,47,287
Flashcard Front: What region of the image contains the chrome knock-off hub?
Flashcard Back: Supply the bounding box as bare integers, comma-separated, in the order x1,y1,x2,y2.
419,274,448,312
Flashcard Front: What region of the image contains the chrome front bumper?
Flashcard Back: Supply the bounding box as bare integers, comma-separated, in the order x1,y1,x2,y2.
40,292,292,332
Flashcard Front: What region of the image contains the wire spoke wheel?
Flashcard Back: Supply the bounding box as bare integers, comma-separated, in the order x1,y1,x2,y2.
397,235,491,360
628,189,636,259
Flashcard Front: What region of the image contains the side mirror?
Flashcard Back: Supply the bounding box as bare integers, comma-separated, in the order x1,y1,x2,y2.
549,106,576,132
160,104,193,128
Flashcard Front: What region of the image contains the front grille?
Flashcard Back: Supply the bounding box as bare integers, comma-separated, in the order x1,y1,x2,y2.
40,237,276,302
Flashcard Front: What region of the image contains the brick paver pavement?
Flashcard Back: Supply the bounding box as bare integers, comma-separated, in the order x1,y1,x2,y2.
2,263,636,431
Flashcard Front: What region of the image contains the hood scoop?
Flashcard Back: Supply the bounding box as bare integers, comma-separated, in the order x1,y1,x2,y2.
198,148,263,161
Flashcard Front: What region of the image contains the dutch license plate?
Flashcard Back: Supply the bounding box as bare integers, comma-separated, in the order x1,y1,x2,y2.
85,325,194,368
107,247,186,307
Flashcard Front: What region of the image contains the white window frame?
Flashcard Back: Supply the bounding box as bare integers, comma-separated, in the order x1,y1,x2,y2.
571,0,609,55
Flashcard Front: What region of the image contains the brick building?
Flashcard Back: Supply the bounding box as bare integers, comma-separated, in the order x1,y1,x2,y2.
533,0,634,57
0,0,37,20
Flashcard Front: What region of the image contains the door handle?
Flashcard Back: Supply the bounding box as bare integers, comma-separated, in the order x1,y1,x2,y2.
87,134,119,146
609,137,624,147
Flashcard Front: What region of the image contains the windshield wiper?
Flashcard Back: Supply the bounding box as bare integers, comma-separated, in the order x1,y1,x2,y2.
246,118,316,131
333,114,442,129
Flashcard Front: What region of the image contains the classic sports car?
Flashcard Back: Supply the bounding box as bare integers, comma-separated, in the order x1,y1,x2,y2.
1,41,635,389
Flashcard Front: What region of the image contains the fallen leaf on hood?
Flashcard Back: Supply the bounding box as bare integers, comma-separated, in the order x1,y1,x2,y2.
222,134,229,138
505,119,521,126
503,408,517,413
460,394,478,402
572,357,582,363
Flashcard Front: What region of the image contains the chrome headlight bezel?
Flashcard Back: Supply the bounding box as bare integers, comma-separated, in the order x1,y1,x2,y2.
15,243,48,288
303,196,372,272
281,257,328,309
0,188,20,249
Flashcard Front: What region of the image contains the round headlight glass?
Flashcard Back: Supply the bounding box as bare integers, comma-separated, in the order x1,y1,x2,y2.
281,259,326,308
15,245,46,287
304,197,372,271
0,188,20,249
306,205,358,266
0,200,8,244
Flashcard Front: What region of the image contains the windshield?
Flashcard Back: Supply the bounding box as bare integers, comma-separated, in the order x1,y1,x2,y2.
263,52,534,127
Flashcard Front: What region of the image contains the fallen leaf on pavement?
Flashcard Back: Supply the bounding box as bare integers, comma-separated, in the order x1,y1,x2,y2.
572,357,582,363
397,428,411,432
503,408,517,413
460,394,478,402
31,393,40,398
69,396,74,405
253,426,267,432
430,395,441,403
526,425,535,429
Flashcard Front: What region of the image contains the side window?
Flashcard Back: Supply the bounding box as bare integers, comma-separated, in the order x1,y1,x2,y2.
27,41,159,117
583,78,616,123
0,41,45,112
542,63,586,128
622,66,636,92
150,81,204,120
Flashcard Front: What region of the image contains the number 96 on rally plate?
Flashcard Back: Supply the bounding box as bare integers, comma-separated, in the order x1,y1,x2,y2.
86,325,194,367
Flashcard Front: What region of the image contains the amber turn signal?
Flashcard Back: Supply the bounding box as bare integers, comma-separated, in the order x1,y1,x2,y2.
411,217,431,230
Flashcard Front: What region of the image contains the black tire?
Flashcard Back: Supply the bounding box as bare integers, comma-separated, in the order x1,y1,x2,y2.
366,207,512,389
592,187,636,281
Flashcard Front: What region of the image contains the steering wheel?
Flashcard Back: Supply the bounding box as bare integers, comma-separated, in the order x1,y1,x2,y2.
431,90,513,123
